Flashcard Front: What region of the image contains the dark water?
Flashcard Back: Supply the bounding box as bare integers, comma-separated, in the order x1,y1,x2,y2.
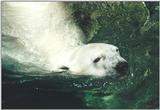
2,2,159,109
2,70,118,109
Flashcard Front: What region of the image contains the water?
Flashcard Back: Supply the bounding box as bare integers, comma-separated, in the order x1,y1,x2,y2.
2,2,85,72
2,70,117,108
2,2,159,109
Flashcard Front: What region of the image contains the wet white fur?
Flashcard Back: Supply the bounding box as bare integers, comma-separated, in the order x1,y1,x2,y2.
51,43,126,77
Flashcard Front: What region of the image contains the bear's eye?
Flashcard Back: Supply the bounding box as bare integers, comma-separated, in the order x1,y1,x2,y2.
116,48,119,52
93,57,101,63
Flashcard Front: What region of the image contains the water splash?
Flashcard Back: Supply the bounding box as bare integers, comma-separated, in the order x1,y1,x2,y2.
2,2,85,73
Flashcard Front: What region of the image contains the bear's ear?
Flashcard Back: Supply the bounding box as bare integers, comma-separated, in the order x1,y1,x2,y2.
59,66,69,71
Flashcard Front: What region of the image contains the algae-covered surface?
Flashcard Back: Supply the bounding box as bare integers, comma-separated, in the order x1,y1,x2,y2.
2,2,159,109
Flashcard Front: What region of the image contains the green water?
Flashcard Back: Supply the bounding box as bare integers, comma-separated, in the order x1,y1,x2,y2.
2,2,159,109
69,2,159,109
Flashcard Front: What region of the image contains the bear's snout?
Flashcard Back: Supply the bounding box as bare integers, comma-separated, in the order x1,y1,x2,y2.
115,61,128,76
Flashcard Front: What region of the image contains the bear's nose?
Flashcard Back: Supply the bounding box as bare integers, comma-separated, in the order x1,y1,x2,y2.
115,61,128,76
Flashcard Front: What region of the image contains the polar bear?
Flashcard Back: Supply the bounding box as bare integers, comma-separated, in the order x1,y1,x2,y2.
2,2,128,77
50,43,128,77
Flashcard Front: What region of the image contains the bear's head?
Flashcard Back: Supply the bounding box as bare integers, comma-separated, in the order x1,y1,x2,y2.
59,43,128,78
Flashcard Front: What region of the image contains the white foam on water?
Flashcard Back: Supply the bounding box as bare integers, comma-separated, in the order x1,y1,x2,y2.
2,2,85,72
